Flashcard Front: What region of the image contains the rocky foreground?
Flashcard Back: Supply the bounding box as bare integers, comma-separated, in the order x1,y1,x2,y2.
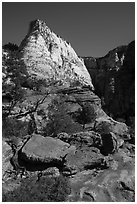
2,20,135,202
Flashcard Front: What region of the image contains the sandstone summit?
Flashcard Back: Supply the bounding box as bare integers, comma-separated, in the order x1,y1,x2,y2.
18,19,93,89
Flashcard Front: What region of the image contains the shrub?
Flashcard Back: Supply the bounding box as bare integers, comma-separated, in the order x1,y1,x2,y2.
2,43,19,51
2,117,28,140
43,95,83,136
3,53,28,116
2,175,70,202
74,102,97,127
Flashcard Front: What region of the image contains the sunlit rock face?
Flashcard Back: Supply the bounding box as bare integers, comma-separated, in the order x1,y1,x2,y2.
83,45,127,72
18,19,93,89
97,45,127,71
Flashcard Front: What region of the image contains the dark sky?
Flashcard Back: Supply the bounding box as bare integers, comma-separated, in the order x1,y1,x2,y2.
2,2,135,57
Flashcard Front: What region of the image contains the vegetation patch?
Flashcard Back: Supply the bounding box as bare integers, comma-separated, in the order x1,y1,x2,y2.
2,175,71,202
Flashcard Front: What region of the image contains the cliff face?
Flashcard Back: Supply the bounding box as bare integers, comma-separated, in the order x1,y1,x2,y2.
83,45,127,71
83,41,135,123
18,20,93,89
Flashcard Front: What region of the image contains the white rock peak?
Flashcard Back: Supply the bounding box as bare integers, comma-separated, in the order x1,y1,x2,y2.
18,19,94,89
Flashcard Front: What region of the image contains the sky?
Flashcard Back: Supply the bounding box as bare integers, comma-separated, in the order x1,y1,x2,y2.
2,2,135,57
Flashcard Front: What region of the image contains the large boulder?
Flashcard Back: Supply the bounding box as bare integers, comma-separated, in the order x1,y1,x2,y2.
21,134,76,165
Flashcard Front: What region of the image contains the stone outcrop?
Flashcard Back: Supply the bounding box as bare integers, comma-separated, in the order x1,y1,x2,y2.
83,41,135,124
21,134,76,164
64,146,105,174
18,19,93,89
44,87,128,139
